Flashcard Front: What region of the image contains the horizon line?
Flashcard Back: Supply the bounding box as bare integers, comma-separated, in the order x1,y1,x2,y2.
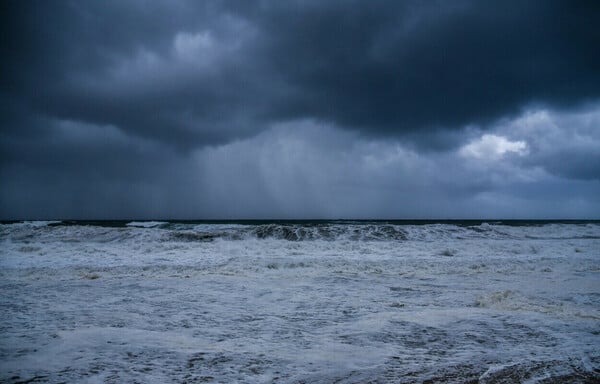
2,218,599,223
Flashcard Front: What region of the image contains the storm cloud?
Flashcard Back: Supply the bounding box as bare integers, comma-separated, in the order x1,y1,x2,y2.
1,0,599,219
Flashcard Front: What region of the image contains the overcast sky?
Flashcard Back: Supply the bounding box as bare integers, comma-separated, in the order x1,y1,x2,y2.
1,0,599,219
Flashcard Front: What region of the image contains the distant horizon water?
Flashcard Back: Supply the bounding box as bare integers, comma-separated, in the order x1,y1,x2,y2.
3,218,600,225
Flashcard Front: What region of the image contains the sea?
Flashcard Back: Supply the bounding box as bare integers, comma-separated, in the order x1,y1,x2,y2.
0,220,599,383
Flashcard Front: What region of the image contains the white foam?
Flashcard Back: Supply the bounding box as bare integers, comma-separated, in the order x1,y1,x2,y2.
126,221,168,228
0,222,598,382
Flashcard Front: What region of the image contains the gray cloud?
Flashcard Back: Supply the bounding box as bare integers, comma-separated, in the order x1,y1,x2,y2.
2,1,599,147
3,111,599,219
1,1,599,219
486,105,600,181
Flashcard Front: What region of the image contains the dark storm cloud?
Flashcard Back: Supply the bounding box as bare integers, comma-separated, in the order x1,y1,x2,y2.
1,0,256,147
1,0,599,219
257,1,600,133
2,0,599,148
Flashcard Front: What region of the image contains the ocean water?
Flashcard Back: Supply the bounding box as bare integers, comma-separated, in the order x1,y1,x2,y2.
0,220,599,383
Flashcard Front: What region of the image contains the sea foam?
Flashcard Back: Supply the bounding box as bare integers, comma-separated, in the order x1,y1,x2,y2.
1,221,598,382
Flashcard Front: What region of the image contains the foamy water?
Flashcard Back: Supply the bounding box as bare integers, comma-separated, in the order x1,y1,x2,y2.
1,221,599,383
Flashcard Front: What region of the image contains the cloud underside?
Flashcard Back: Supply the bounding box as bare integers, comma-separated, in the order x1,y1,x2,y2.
2,107,599,219
1,0,599,218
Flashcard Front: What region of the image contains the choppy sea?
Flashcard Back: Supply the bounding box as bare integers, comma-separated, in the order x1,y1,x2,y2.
1,220,599,383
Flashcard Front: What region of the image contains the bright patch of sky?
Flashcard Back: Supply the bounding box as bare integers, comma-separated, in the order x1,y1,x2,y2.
460,134,528,160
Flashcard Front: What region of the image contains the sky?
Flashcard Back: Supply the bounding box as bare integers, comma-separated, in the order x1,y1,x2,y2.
1,0,599,219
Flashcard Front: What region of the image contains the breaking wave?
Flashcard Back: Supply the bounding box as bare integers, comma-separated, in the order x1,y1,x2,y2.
1,220,599,243
1,219,599,383
126,221,168,228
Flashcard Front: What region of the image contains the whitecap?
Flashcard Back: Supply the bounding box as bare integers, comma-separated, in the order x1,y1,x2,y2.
125,221,168,228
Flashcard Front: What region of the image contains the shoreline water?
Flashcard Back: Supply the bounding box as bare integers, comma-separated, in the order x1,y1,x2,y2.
1,221,599,382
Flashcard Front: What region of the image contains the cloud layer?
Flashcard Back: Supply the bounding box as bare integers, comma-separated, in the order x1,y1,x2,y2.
1,1,599,218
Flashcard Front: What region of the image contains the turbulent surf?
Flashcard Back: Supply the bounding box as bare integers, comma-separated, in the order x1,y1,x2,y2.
1,220,599,383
